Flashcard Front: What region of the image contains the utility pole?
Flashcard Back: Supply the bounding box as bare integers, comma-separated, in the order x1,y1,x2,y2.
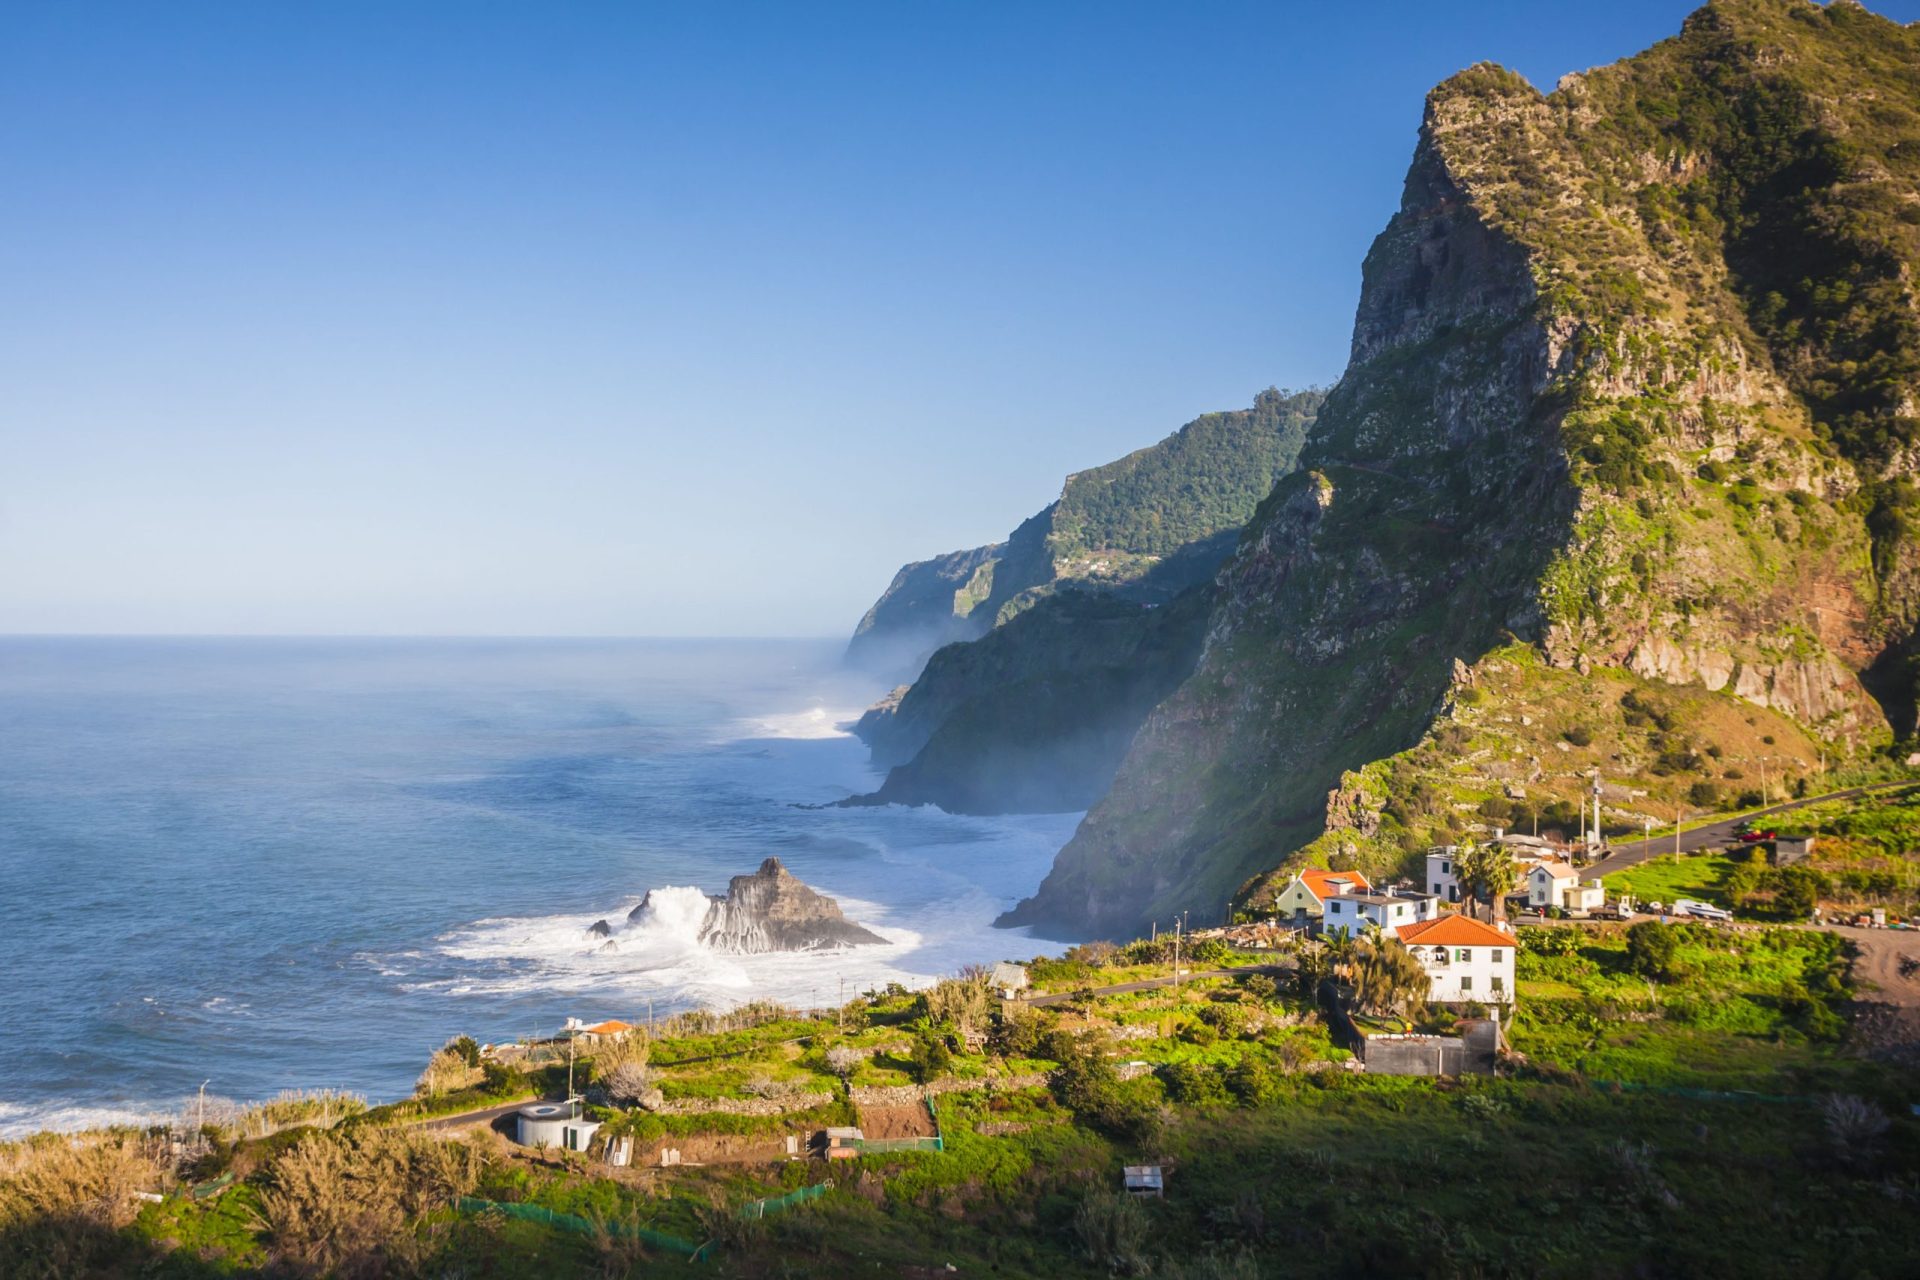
196,1080,209,1134
1172,914,1182,991
838,976,845,1030
1675,804,1684,863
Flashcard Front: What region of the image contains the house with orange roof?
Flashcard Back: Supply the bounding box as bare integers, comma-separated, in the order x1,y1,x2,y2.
1268,867,1372,925
575,1018,638,1044
1392,915,1516,1005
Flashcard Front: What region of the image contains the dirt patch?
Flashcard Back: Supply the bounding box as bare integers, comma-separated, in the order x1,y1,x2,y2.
855,1103,936,1140
1837,925,1920,1065
641,1132,792,1165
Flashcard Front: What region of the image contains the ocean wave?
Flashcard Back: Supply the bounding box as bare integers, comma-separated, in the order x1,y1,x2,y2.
420,884,934,1013
731,704,862,741
0,1098,172,1139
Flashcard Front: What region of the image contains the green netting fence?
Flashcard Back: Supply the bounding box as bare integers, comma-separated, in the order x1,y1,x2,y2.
453,1195,713,1261
736,1182,830,1219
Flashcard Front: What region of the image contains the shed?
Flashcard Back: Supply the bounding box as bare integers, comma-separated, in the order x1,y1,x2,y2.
991,962,1030,999
1769,835,1815,867
515,1102,600,1152
1123,1165,1165,1199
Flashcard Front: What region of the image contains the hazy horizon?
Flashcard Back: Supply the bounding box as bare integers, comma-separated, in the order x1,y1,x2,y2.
12,1,1919,638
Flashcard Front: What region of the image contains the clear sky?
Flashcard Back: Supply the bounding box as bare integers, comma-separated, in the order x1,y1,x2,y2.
7,1,1916,637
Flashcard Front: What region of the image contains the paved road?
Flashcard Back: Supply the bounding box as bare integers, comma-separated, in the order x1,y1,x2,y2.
1018,964,1290,1007
415,1098,538,1132
1584,781,1914,880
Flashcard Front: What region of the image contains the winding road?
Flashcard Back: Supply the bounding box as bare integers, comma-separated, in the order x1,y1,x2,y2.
1583,780,1915,879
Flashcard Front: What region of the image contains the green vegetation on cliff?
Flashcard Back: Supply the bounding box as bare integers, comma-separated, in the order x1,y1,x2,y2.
1013,0,1920,940
846,388,1323,678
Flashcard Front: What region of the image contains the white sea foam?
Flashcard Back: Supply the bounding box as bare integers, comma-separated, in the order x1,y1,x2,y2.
0,1098,171,1139
425,881,933,1014
733,703,862,741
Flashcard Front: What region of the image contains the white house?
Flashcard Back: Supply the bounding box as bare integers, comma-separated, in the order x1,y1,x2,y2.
1392,916,1516,1004
1526,861,1605,915
1270,868,1372,924
1321,888,1440,938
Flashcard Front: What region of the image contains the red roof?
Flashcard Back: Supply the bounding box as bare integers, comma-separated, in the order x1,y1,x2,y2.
581,1020,636,1035
1393,916,1515,948
1299,868,1371,902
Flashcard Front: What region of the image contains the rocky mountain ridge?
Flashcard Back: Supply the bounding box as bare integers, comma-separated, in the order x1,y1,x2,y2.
1004,0,1920,938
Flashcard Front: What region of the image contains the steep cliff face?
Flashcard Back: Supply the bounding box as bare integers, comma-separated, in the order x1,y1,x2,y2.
1006,0,1920,939
845,389,1323,681
845,543,1004,676
844,587,1211,813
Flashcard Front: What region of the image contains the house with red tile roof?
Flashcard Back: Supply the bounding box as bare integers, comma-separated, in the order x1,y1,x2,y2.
1392,916,1516,1005
1268,867,1372,924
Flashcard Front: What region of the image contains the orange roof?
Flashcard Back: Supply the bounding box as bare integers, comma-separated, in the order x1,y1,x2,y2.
1299,868,1371,901
581,1019,636,1035
1394,916,1516,948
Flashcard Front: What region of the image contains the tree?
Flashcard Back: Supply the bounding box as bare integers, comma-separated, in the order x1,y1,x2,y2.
823,1046,864,1082
1348,933,1429,1019
1455,839,1517,921
1623,920,1681,979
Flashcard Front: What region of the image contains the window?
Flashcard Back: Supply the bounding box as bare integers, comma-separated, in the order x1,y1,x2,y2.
1492,949,1503,962
1492,976,1505,993
1460,976,1473,992
1455,948,1470,962
1441,861,1451,874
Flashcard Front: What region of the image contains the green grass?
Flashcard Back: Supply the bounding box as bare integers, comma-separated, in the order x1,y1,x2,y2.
1603,853,1740,906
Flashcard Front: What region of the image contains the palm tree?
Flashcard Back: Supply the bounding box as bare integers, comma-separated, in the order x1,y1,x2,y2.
1455,838,1517,921
1349,932,1429,1020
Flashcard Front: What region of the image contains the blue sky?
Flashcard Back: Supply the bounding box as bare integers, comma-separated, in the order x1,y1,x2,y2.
7,1,1915,636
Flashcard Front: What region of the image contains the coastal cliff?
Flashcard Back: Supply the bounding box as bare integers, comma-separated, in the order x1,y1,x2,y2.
844,389,1322,813
1006,0,1920,938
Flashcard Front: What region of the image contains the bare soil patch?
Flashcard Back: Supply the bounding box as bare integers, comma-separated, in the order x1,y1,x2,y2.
856,1103,936,1140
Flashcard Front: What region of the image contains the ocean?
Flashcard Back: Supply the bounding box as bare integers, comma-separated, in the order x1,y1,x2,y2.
0,637,1078,1137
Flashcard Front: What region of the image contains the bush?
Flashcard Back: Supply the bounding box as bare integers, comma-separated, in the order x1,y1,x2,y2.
1623,921,1682,980
907,1031,953,1083
1564,725,1594,747
1225,1058,1278,1106
1164,1062,1230,1109
1688,781,1721,807
1072,1188,1152,1276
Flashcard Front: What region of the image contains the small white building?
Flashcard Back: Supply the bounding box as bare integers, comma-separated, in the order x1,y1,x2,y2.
515,1101,601,1152
990,961,1030,999
1321,888,1440,938
1392,916,1516,1005
1526,861,1605,915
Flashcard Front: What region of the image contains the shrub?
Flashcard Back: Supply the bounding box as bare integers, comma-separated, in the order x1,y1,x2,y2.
1564,725,1594,747
447,1036,480,1068
1688,781,1721,807
1164,1062,1230,1109
1072,1188,1152,1276
257,1130,483,1275
1225,1059,1278,1106
1623,921,1682,980
1821,1094,1890,1167
907,1031,953,1083
415,1042,482,1098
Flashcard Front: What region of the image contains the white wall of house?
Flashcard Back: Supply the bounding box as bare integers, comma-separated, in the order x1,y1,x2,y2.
1322,894,1437,936
1407,942,1515,1003
1527,867,1578,908
1426,852,1460,903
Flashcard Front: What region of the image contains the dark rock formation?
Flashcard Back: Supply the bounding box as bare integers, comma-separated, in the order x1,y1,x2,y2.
698,858,886,953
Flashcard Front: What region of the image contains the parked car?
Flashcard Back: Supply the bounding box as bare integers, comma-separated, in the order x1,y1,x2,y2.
1736,828,1777,843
